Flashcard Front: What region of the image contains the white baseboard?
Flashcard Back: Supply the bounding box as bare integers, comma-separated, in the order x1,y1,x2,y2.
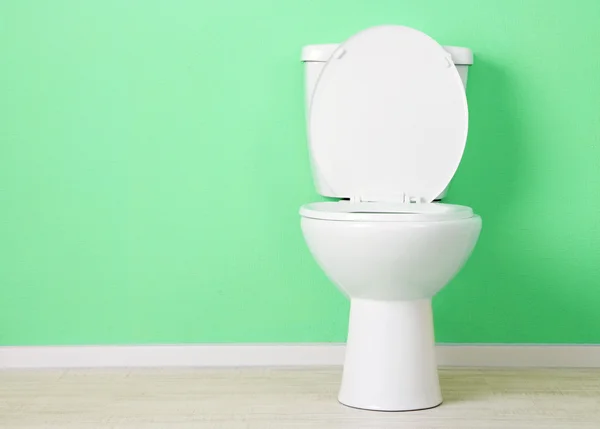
1,344,600,369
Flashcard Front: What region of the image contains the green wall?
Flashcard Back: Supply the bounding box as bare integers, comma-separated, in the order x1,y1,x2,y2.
1,0,600,346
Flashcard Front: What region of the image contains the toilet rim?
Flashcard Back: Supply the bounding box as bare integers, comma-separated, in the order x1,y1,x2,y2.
299,201,474,222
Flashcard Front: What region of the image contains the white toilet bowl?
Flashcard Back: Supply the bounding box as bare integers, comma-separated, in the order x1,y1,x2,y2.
298,25,482,411
301,201,481,410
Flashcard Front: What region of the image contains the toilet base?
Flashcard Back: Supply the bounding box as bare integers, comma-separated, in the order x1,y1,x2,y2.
338,298,442,412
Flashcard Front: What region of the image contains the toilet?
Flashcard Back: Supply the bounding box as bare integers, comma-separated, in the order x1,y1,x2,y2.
299,25,482,411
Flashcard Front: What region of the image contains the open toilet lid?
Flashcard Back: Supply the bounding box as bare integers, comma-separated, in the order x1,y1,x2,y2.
309,25,469,203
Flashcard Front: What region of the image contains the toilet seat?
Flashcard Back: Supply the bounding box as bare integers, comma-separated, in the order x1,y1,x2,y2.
300,202,473,222
309,25,469,204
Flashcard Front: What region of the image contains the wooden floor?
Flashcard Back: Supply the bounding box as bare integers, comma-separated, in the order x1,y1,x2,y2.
1,367,600,428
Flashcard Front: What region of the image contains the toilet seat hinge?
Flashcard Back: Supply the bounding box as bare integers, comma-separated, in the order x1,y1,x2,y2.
403,194,424,204
349,193,424,204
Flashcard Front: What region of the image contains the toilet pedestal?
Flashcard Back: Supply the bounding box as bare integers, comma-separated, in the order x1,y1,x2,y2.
338,299,442,411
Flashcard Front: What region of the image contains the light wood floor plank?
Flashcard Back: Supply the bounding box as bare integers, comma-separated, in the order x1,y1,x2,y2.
1,367,600,428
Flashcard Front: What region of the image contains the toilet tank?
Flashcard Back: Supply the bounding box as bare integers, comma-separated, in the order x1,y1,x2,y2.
301,43,473,200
